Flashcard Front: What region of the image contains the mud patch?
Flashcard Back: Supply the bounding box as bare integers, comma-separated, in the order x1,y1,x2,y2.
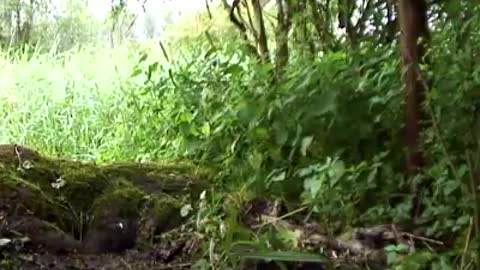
1,227,201,270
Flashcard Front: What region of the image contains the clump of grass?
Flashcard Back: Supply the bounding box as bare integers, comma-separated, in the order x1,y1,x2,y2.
0,43,154,161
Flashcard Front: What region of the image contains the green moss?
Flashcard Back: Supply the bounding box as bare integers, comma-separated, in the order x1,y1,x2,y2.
0,171,68,225
103,160,211,176
0,144,210,252
90,179,146,223
3,156,111,216
136,193,183,245
14,160,57,187
100,161,209,197
149,193,182,232
51,163,110,212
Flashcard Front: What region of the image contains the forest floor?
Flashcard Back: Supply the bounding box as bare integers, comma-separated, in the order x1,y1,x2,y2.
2,230,198,270
0,144,444,270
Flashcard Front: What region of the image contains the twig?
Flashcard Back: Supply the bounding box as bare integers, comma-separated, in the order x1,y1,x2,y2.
252,206,307,229
460,217,473,270
14,144,23,167
119,257,133,270
205,0,213,19
466,150,480,238
158,40,170,63
402,232,444,246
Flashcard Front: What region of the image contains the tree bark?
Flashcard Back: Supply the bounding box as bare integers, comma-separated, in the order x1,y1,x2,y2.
274,0,292,72
252,0,270,63
338,0,357,46
398,0,430,216
226,0,260,59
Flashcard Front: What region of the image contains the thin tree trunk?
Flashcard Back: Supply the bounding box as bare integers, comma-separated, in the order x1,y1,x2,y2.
274,0,292,72
398,0,430,217
252,0,270,63
225,0,261,60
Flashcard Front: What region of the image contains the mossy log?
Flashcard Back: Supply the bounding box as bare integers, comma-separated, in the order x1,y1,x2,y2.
0,144,209,254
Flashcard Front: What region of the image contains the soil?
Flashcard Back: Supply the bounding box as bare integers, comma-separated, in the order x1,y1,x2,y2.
1,228,201,270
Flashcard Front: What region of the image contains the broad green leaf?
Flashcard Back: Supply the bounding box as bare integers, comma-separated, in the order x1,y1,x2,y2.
225,64,243,76
235,250,327,263
329,161,345,186
179,111,194,122
183,136,200,153
307,90,337,118
230,240,265,253
237,102,257,123
251,126,269,141
304,176,322,198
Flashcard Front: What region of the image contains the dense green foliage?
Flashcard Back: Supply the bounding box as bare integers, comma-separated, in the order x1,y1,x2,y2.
1,0,480,269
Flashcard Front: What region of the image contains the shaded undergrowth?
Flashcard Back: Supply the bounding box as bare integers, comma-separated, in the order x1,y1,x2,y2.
1,20,479,269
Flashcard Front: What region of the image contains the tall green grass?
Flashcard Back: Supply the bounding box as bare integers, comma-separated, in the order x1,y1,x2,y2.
0,43,160,161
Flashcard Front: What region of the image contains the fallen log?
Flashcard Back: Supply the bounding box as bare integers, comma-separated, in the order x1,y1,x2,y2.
0,144,209,254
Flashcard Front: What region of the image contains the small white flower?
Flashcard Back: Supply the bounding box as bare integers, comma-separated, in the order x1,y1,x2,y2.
51,176,66,189
22,160,34,170
180,204,193,217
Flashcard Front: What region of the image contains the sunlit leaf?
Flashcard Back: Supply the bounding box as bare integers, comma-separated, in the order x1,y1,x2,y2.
131,68,142,77
201,122,211,137
300,136,314,156
271,171,286,182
